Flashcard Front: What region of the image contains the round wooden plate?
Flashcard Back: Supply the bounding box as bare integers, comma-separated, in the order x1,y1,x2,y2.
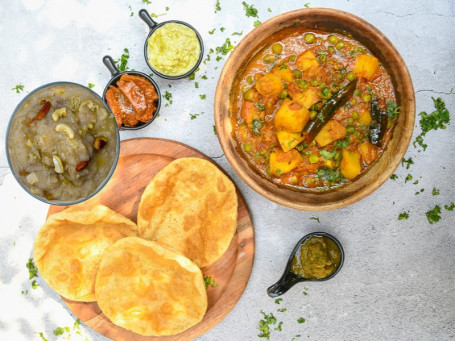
47,137,255,341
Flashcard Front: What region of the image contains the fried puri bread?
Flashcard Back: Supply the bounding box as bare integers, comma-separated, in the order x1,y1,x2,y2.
95,237,207,336
33,205,137,302
137,157,238,268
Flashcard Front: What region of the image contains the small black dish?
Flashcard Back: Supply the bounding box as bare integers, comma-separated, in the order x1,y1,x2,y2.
102,55,161,131
267,232,344,297
138,9,204,80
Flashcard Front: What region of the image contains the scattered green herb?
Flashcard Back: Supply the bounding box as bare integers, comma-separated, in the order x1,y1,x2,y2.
142,0,151,4
26,258,38,280
254,20,262,27
258,311,277,339
297,317,306,323
232,31,243,36
21,290,28,295
203,275,218,288
208,28,216,34
53,326,70,336
277,308,287,312
254,102,265,111
304,3,310,7
268,8,272,12
215,0,221,13
87,83,95,89
213,125,217,135
115,48,130,72
386,100,400,119
425,205,442,224
274,321,284,331
31,280,39,289
35,332,48,341
309,217,320,223
12,84,24,93
274,298,283,304
390,174,398,180
128,5,133,16
252,119,263,134
432,187,440,196
199,94,206,100
163,91,173,106
220,27,225,32
302,291,308,296
401,157,414,169
320,149,336,161
216,38,235,55
414,97,450,151
405,174,413,183
316,167,344,183
413,180,419,185
398,212,409,220
445,202,454,211
190,112,202,120
195,82,199,88
242,1,258,17
151,12,167,18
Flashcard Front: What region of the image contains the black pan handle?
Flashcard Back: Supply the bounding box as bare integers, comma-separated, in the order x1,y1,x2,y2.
267,273,303,298
102,55,120,78
139,9,158,30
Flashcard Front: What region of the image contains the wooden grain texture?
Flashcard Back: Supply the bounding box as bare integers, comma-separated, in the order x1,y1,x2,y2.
215,8,415,211
47,137,255,341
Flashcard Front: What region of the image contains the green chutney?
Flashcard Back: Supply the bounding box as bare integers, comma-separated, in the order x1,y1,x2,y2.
291,236,341,279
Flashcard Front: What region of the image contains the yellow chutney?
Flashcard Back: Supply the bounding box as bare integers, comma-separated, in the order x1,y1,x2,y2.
147,22,200,77
291,236,341,279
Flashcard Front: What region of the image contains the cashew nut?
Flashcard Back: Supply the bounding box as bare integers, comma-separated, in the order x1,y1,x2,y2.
52,155,64,174
51,107,67,121
26,172,39,185
55,123,75,139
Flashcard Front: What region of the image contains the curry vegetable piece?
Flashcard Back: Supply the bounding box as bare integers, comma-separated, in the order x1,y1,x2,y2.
369,99,388,146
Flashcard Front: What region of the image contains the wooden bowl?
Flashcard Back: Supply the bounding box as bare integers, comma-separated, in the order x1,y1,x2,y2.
214,8,415,211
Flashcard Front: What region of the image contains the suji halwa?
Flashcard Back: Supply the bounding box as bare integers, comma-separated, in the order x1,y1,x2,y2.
8,83,118,202
233,28,398,191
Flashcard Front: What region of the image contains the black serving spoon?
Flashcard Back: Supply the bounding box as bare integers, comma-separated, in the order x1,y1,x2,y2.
267,232,344,297
102,55,161,131
138,9,204,80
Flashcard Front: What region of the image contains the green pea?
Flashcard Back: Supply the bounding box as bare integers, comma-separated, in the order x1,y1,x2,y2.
318,81,326,89
290,176,298,184
244,90,254,101
336,73,345,82
328,35,338,44
335,41,345,50
243,143,252,152
362,93,372,103
304,33,315,44
349,98,357,106
310,110,317,120
263,54,276,64
278,90,288,99
346,71,356,81
346,125,356,133
311,79,319,86
289,55,297,62
246,75,254,84
272,43,283,55
354,89,362,97
317,54,327,63
346,118,354,125
309,154,319,163
328,46,336,54
293,69,303,79
357,47,365,53
297,80,309,89
352,111,360,120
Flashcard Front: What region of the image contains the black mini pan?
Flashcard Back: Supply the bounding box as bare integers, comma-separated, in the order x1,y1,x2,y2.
139,9,204,80
102,55,161,130
267,232,345,297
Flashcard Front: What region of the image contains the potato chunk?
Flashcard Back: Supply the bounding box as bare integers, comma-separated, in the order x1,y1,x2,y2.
274,99,309,133
340,149,361,180
241,101,261,126
358,110,372,126
269,149,302,176
296,50,319,71
314,120,347,147
272,65,293,83
359,142,380,165
255,73,284,98
277,131,305,152
353,54,379,80
288,86,320,109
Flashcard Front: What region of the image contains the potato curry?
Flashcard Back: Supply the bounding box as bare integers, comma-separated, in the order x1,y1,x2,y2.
233,28,398,191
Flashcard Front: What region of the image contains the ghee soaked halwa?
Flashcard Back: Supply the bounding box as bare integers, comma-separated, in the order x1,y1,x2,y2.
33,205,137,302
95,237,208,336
8,83,119,202
137,157,238,268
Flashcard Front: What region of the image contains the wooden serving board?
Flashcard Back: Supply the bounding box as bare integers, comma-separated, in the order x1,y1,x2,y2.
47,137,255,341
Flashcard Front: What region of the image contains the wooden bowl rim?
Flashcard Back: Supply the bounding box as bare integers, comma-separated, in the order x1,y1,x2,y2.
215,8,415,211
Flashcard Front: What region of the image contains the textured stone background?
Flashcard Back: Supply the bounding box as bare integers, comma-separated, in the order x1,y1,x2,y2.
1,1,454,340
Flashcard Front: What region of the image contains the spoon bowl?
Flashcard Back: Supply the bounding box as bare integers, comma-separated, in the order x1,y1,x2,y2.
267,232,344,297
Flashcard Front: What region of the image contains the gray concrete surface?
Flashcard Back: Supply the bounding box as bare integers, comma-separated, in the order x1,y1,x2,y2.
1,1,454,340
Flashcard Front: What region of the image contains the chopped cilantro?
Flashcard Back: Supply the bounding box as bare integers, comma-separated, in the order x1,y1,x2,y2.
398,212,409,220
268,8,272,12
432,187,440,196
320,149,336,161
87,83,95,89
414,97,450,151
390,174,398,180
277,308,287,312
274,298,283,304
35,332,48,341
274,321,284,331
242,1,258,18
425,205,442,224
215,0,221,13
316,167,344,183
444,202,454,211
128,5,133,16
216,38,235,55
413,180,419,185
190,112,203,120
53,327,70,336
12,84,24,93
258,311,277,339
386,100,400,119
31,280,39,289
254,102,265,111
252,119,263,134
297,317,306,323
142,0,151,4
216,55,223,62
201,75,208,80
165,6,169,11
115,48,130,72
188,72,196,80
203,275,218,288
310,217,320,223
254,20,262,27
209,28,216,34
334,139,349,149
199,94,206,100
232,31,243,36
213,125,217,135
401,157,414,169
302,291,308,296
151,12,167,18
26,258,38,280
405,174,413,183
163,91,173,107
21,290,28,295
195,82,199,88
220,27,225,32
304,3,310,7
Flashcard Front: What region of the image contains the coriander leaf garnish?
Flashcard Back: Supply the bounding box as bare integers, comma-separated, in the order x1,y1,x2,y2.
252,119,263,134
213,125,217,135
414,97,450,151
398,212,409,220
87,83,95,89
404,174,413,183
232,31,243,36
304,3,310,8
216,38,235,55
254,20,262,27
128,5,133,16
386,100,400,119
401,157,414,169
390,174,398,180
274,321,283,331
208,28,216,34
274,298,283,304
258,311,277,339
142,0,151,4
12,84,24,93
151,12,167,18
445,202,454,211
35,332,48,341
215,0,221,13
277,308,287,312
297,317,306,323
26,258,38,280
203,275,218,288
199,94,206,100
309,217,320,223
242,1,258,18
432,187,440,196
425,205,442,224
115,48,130,72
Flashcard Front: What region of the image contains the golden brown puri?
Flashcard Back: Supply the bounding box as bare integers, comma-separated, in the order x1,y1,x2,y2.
137,157,238,268
95,237,207,336
33,205,137,302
